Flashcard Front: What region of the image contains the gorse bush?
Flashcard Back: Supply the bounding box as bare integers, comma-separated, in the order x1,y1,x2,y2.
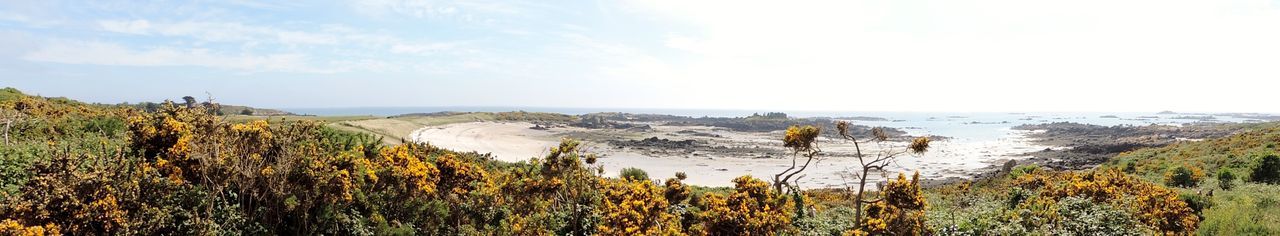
2,87,1253,234
596,178,681,235
1252,154,1280,184
851,172,929,235
929,169,1198,235
1015,169,1199,234
696,176,792,235
0,90,625,234
0,219,60,236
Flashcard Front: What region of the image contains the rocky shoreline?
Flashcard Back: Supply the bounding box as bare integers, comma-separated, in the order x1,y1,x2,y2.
961,122,1249,182
399,111,1271,188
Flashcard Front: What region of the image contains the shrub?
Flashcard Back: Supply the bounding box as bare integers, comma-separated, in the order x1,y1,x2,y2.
697,176,791,235
782,125,820,152
1009,164,1039,179
1252,154,1280,184
1006,187,1030,209
1197,184,1280,235
1218,169,1236,190
909,137,931,154
0,219,61,236
663,177,691,204
1165,165,1204,188
1051,197,1144,235
620,167,649,181
853,172,928,235
1179,192,1213,216
595,178,680,235
1015,169,1200,234
793,206,855,236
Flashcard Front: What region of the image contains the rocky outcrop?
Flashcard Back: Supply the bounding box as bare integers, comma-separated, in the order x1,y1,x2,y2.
609,137,699,149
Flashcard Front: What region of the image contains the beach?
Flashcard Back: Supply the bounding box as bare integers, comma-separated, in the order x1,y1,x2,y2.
406,120,1051,188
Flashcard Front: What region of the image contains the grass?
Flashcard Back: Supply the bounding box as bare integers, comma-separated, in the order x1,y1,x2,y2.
1198,181,1280,235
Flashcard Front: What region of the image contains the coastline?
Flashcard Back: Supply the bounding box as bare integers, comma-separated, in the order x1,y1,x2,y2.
405,121,1052,188
348,111,1259,189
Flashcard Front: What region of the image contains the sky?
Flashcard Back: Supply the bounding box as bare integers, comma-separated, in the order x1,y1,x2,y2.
2,0,1280,113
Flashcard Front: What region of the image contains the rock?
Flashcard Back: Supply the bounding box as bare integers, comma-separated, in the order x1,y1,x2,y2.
608,136,699,149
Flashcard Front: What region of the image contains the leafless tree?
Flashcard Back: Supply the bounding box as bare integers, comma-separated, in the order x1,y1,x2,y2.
774,125,822,194
1,109,25,145
832,120,931,227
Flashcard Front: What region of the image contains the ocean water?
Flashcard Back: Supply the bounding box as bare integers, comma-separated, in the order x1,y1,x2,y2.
283,107,1258,141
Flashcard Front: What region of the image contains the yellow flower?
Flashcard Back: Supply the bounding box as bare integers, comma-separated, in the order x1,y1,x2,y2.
261,166,275,176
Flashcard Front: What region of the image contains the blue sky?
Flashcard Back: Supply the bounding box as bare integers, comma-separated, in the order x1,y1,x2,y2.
3,0,1280,112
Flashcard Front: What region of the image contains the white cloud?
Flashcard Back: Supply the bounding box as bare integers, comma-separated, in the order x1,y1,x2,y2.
97,20,346,47
275,31,338,46
22,40,345,73
354,0,470,19
619,0,1280,112
98,19,151,34
389,42,460,54
662,33,703,53
82,18,480,72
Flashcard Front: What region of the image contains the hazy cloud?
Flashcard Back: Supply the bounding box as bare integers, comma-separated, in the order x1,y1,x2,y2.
21,40,338,73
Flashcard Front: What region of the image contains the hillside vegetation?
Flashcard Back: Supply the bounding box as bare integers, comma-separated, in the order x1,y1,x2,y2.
0,86,1272,235
1104,124,1280,235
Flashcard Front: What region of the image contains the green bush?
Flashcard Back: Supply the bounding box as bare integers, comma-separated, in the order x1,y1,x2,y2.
1051,197,1145,236
0,87,22,102
1219,169,1237,190
1251,154,1280,184
1123,161,1137,174
1179,192,1212,216
620,167,649,181
1166,166,1202,188
793,206,856,235
1006,187,1030,209
1009,164,1039,179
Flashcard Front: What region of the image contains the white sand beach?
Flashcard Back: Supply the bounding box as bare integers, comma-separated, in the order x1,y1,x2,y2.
409,121,1051,188
409,122,560,162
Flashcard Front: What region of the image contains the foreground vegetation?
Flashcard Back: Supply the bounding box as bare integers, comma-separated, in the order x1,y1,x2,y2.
1104,124,1280,235
1,87,1275,235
